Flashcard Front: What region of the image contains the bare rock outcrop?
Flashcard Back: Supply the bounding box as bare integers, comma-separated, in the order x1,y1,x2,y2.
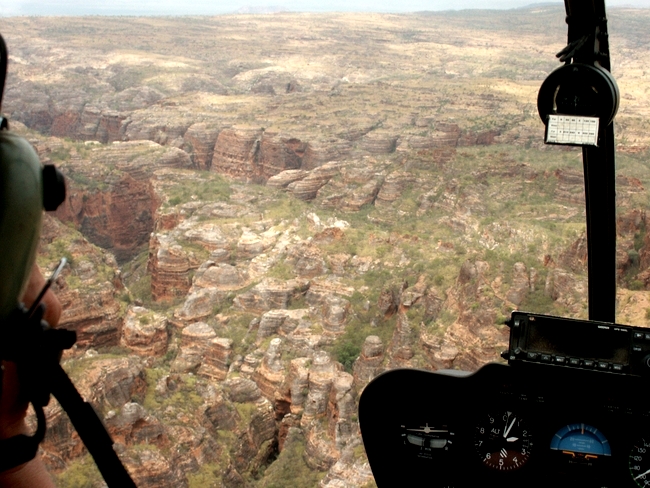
38,216,125,351
452,261,499,336
183,122,221,170
121,306,169,356
558,233,588,274
266,169,309,189
234,278,310,314
286,161,343,201
58,281,123,349
320,455,375,488
339,176,384,212
408,128,460,149
203,388,239,432
303,351,339,423
287,358,310,415
427,260,508,371
326,372,356,452
253,338,286,404
149,234,196,302
337,122,376,141
232,399,277,476
105,401,168,448
286,243,328,278
358,132,397,154
321,295,350,335
302,140,351,170
182,222,231,252
352,336,384,390
55,173,158,262
303,369,354,472
41,356,146,468
617,209,646,236
122,448,187,488
553,169,586,205
53,106,125,144
237,229,276,260
224,377,263,404
377,286,399,318
124,114,192,147
420,333,460,371
211,126,264,181
458,128,500,146
304,423,340,471
386,311,416,368
171,322,217,373
375,171,416,207
194,261,249,291
506,262,530,306
111,86,166,112
544,268,588,313
198,338,233,381
259,131,305,177
174,288,223,324
256,309,309,339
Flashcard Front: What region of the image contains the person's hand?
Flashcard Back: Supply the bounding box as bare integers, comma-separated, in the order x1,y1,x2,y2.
0,264,62,440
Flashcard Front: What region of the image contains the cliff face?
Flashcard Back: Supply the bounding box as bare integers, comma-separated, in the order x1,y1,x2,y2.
148,234,195,302
38,215,125,350
36,140,190,263
56,174,158,262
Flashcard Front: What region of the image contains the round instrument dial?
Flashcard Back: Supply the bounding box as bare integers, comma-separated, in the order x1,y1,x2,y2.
474,410,532,471
629,437,650,487
401,423,454,460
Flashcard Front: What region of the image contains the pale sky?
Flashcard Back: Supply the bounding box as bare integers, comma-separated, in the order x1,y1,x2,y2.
1,0,649,16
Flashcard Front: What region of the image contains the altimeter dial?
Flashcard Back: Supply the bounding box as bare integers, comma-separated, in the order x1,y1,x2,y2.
474,410,532,471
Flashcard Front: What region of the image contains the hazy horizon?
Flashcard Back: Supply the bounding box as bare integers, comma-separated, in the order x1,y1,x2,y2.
2,0,650,16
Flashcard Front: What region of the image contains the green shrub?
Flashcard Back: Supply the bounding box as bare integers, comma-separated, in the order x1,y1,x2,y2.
54,455,104,488
334,341,361,373
257,432,325,488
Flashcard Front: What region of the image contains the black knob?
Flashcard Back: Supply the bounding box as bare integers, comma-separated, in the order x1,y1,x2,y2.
644,354,650,370
42,164,66,211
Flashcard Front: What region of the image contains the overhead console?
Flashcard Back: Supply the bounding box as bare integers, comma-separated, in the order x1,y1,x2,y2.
359,312,650,488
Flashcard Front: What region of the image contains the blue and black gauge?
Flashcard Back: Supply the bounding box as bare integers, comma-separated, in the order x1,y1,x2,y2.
550,423,611,462
629,437,650,487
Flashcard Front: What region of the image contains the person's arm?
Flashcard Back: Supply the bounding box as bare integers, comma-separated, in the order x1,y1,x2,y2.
0,264,60,488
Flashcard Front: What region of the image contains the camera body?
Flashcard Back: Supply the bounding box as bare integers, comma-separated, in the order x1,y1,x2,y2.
0,128,45,321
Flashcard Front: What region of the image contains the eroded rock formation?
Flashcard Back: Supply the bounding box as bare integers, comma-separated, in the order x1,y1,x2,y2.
121,306,169,356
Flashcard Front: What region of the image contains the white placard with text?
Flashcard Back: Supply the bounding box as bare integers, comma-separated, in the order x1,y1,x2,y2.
546,115,599,146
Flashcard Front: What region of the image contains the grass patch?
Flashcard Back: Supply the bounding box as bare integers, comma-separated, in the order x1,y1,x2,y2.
143,367,167,410
187,462,223,488
256,432,325,488
164,175,232,207
130,274,153,304
54,455,104,488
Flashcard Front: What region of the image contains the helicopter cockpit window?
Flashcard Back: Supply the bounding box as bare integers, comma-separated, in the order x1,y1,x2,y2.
1,1,650,487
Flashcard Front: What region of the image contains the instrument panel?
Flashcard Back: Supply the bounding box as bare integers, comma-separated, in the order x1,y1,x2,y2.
359,363,650,487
